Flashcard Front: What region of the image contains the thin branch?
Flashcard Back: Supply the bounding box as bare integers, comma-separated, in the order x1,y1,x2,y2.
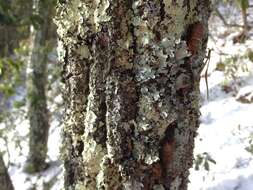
214,7,244,28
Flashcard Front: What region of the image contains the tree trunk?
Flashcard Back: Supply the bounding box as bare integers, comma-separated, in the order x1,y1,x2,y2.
242,8,248,32
25,0,54,173
55,0,211,189
0,0,18,57
0,153,14,190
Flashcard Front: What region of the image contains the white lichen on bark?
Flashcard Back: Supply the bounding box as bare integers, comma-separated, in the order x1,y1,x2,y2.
55,0,211,189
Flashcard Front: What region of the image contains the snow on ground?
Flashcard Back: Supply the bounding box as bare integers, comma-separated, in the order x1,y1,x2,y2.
189,3,253,189
189,70,253,190
0,103,64,190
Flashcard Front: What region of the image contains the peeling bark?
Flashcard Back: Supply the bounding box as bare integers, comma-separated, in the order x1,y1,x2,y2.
55,0,211,189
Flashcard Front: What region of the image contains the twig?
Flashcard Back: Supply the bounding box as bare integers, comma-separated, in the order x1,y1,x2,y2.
204,49,212,100
214,7,244,28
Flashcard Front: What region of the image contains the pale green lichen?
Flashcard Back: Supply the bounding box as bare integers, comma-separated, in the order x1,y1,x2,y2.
144,154,160,165
175,40,191,60
163,0,187,34
63,113,84,148
56,40,66,62
76,45,91,59
82,136,105,175
96,156,121,189
55,0,110,44
94,0,111,30
163,0,199,36
74,183,86,190
188,0,202,23
135,21,155,46
170,176,182,190
55,0,83,42
80,88,107,189
153,184,165,190
123,180,144,190
131,0,203,173
84,111,98,133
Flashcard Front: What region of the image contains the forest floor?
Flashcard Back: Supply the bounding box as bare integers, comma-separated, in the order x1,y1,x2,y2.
1,2,253,190
189,2,253,190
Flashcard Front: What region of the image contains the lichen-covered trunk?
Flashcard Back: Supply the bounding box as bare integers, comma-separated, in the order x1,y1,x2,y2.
55,0,211,189
26,0,54,173
0,153,14,190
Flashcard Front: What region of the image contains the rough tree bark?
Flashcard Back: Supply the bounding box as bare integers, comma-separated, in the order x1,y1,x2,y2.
0,153,14,190
55,0,211,189
25,0,54,173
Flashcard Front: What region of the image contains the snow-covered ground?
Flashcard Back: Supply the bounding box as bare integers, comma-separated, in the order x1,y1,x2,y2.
189,70,253,190
189,3,253,189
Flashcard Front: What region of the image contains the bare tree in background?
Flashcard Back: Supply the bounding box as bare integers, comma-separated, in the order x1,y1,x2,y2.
0,153,14,190
25,0,55,173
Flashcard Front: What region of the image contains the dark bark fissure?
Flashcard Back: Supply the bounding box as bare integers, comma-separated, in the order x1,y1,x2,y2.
159,0,166,22
102,3,139,186
63,44,91,185
87,29,109,148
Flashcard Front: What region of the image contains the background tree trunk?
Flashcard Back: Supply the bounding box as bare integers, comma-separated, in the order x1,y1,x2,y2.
55,0,211,189
0,153,14,190
25,0,54,173
0,0,18,57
